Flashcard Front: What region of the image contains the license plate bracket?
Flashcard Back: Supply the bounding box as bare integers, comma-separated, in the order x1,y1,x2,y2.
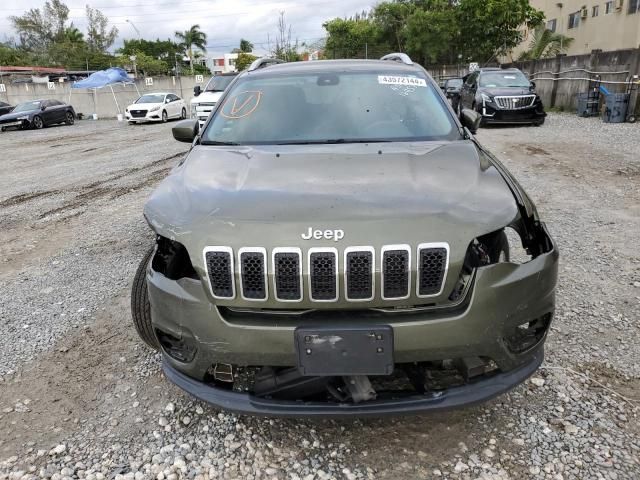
295,326,394,376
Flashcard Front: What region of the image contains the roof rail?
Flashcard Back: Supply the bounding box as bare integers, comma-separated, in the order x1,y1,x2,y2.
247,57,285,72
380,53,414,66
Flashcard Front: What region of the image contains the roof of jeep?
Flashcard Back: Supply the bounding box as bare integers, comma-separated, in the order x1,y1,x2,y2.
244,59,424,77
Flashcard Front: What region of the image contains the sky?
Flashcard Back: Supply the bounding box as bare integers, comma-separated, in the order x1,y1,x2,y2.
0,0,373,55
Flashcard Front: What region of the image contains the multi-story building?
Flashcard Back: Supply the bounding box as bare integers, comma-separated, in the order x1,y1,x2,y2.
205,53,239,74
510,0,639,58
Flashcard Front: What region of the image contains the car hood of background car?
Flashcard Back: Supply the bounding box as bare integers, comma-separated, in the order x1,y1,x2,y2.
128,102,162,111
190,91,223,105
479,87,536,97
0,110,37,122
145,141,519,258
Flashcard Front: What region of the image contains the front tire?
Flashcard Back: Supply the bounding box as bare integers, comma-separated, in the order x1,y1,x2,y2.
131,247,160,350
32,115,44,129
65,111,75,125
487,231,510,263
161,110,168,123
181,107,187,120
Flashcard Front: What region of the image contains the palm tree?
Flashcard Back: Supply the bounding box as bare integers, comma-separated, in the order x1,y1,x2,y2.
175,25,208,74
63,26,85,44
239,38,253,53
518,26,574,60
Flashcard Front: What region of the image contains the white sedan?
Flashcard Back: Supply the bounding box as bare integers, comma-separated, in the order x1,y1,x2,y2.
125,93,187,124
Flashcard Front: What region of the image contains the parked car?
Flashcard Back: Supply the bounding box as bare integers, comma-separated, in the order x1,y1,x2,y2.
459,67,546,126
0,99,75,131
125,93,186,124
191,73,238,128
131,54,558,417
443,77,464,112
0,101,13,116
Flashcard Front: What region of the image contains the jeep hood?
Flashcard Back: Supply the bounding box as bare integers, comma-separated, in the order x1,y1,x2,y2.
145,141,518,279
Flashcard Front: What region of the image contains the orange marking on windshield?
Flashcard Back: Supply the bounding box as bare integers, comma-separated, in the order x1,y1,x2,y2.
220,91,262,119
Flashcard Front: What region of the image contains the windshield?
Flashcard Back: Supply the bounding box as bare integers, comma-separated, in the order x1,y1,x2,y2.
446,79,463,87
479,71,530,88
202,71,457,145
205,75,235,92
13,101,41,112
136,94,165,104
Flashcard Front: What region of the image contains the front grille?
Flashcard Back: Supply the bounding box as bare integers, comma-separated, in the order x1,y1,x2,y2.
417,244,448,296
196,103,216,124
204,248,234,298
309,249,337,301
203,244,449,303
273,250,302,301
494,95,536,110
130,110,147,118
345,249,374,300
382,246,410,299
239,249,266,300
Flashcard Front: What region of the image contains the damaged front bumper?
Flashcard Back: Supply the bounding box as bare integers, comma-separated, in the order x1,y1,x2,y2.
162,347,543,417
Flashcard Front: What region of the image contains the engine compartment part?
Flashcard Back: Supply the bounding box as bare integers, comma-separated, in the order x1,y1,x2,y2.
152,236,198,280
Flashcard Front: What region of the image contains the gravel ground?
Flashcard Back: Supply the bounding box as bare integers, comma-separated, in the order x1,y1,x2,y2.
0,114,639,480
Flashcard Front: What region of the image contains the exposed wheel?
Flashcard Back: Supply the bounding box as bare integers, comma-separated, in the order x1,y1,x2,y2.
162,110,168,123
32,115,44,129
65,111,75,125
534,118,545,126
487,231,510,263
131,247,160,350
181,107,187,120
627,115,637,124
128,121,135,125
1,127,5,132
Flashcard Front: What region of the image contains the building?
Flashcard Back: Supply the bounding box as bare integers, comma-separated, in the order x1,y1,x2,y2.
510,0,640,58
205,53,238,74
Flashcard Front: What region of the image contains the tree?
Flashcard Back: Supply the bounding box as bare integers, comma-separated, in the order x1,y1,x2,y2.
518,26,574,60
455,0,544,62
86,6,118,52
239,39,253,53
271,12,301,61
404,5,458,65
236,52,258,71
175,25,208,74
323,17,381,59
9,0,70,53
63,26,84,44
116,51,169,76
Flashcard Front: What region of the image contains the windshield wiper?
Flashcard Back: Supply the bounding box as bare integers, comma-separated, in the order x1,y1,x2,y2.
277,139,392,145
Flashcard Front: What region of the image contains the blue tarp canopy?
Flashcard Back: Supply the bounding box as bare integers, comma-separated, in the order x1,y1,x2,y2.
70,67,139,116
71,67,133,89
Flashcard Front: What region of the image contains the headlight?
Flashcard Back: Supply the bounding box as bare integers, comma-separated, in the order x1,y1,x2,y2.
149,105,161,112
190,104,197,117
481,93,492,103
17,116,28,120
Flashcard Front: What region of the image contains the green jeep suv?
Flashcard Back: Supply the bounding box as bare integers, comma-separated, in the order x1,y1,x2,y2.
131,54,559,416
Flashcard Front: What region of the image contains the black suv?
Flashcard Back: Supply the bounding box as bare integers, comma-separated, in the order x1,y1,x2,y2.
458,68,546,126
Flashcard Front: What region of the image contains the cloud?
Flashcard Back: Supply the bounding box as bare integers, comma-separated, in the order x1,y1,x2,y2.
0,0,372,54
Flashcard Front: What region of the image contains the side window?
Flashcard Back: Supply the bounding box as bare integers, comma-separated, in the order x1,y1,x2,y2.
40,101,50,109
50,100,62,106
168,94,179,102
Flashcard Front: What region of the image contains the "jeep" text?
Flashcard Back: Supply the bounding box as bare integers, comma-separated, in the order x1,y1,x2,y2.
301,227,345,242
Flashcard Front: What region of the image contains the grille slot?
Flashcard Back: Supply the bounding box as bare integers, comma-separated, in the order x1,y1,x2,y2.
204,247,234,298
494,95,536,110
239,248,267,300
273,249,302,301
308,249,338,301
345,248,374,301
381,246,411,300
417,244,449,297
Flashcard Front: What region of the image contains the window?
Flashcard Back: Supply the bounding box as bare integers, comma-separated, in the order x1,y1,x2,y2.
547,18,557,32
629,0,640,13
605,1,615,13
592,5,599,16
568,12,581,28
202,70,458,145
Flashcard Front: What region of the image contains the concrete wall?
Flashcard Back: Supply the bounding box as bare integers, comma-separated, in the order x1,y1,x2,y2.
428,48,640,114
0,76,204,118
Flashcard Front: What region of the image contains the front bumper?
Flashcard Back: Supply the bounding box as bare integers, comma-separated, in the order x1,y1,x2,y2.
125,112,162,123
162,346,543,417
480,103,546,125
0,120,26,129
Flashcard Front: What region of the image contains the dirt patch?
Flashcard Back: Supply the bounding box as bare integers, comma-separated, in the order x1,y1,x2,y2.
525,145,550,156
0,190,61,208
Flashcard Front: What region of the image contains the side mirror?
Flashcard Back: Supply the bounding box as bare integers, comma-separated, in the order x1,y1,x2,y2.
41,105,47,111
172,119,199,143
460,108,482,134
193,85,202,97
529,81,536,90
